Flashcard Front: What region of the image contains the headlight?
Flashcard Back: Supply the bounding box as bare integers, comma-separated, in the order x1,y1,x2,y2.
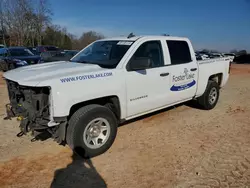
14,59,28,66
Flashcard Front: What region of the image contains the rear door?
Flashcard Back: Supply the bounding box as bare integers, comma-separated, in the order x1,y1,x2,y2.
164,40,198,103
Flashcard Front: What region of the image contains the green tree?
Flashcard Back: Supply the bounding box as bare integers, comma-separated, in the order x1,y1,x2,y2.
42,25,73,49
78,31,104,49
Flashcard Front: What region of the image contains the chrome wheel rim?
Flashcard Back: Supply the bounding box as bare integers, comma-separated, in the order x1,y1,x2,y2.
83,118,111,149
208,87,217,105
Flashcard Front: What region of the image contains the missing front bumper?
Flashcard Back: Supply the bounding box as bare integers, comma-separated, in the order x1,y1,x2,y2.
4,103,67,143
4,80,68,144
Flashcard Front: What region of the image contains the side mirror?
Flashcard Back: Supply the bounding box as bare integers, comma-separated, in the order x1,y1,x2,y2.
129,57,151,71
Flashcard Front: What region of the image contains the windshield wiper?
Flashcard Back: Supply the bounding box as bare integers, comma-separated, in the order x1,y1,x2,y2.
69,59,86,63
70,59,98,65
70,59,117,69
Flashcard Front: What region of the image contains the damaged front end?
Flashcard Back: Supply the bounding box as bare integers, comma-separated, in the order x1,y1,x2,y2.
4,79,66,144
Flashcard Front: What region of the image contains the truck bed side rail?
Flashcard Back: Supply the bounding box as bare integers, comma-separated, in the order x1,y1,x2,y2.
198,57,232,65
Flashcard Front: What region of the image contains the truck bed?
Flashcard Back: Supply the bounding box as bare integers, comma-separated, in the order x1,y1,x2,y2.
195,57,231,97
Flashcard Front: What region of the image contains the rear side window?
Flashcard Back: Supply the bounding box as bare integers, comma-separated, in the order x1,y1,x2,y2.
166,40,191,65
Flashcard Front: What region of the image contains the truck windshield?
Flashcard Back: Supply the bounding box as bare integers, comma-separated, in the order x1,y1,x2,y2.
71,40,134,68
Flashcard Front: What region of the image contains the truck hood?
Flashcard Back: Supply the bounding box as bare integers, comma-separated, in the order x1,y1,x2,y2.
3,61,108,86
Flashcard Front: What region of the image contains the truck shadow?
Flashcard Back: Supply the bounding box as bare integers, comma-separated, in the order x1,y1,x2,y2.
50,151,107,188
184,100,204,110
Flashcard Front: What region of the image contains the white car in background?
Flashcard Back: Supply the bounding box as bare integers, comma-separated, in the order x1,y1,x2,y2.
223,53,235,62
200,54,210,60
195,52,210,60
210,53,224,58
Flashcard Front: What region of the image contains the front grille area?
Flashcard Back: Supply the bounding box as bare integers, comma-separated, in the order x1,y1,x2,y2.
6,79,50,129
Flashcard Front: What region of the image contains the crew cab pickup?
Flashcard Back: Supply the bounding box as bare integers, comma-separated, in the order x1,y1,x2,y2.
3,35,231,158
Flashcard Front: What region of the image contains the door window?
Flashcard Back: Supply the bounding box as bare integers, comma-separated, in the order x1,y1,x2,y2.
128,41,164,70
166,40,192,65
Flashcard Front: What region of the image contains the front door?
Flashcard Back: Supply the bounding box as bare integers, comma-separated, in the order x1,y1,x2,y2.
125,40,171,117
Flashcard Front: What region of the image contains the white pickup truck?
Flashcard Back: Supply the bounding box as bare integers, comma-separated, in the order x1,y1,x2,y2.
3,35,231,158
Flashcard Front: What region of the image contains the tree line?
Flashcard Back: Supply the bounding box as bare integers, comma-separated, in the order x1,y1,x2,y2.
0,0,104,50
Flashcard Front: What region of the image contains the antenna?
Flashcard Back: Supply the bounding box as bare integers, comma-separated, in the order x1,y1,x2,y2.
127,32,135,38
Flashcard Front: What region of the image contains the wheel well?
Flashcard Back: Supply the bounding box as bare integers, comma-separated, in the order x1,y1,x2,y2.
208,73,223,87
69,96,121,120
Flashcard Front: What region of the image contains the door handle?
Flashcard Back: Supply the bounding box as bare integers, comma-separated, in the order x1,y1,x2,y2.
160,72,169,77
190,68,197,71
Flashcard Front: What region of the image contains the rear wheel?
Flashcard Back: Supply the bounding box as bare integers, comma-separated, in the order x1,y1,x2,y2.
66,104,118,158
197,80,220,110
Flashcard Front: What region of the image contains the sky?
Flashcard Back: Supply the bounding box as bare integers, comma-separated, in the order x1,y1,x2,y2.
50,0,250,52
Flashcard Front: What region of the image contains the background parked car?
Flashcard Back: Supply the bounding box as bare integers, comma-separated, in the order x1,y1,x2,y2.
195,51,210,60
36,45,63,62
234,54,250,64
209,53,224,59
223,53,235,62
27,46,37,55
62,50,79,56
223,53,235,57
61,50,79,59
42,50,79,62
36,45,61,55
0,47,43,71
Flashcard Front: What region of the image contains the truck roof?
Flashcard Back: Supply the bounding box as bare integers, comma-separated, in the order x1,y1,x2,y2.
98,35,189,42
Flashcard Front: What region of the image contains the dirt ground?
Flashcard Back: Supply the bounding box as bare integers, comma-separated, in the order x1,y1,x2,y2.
0,64,250,188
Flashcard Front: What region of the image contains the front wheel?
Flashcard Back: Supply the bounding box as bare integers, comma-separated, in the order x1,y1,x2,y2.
66,104,118,158
197,80,220,110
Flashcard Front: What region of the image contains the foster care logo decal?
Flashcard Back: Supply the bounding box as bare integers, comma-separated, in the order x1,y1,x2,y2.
170,68,196,91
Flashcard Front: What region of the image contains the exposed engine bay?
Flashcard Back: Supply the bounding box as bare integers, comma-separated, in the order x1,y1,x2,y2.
4,79,66,143
5,79,50,130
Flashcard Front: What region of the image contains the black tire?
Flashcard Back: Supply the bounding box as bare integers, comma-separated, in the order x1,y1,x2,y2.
0,60,8,72
197,80,220,110
66,104,118,158
8,62,15,70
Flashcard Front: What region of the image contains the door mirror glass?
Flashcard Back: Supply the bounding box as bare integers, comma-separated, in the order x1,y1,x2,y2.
129,57,151,71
